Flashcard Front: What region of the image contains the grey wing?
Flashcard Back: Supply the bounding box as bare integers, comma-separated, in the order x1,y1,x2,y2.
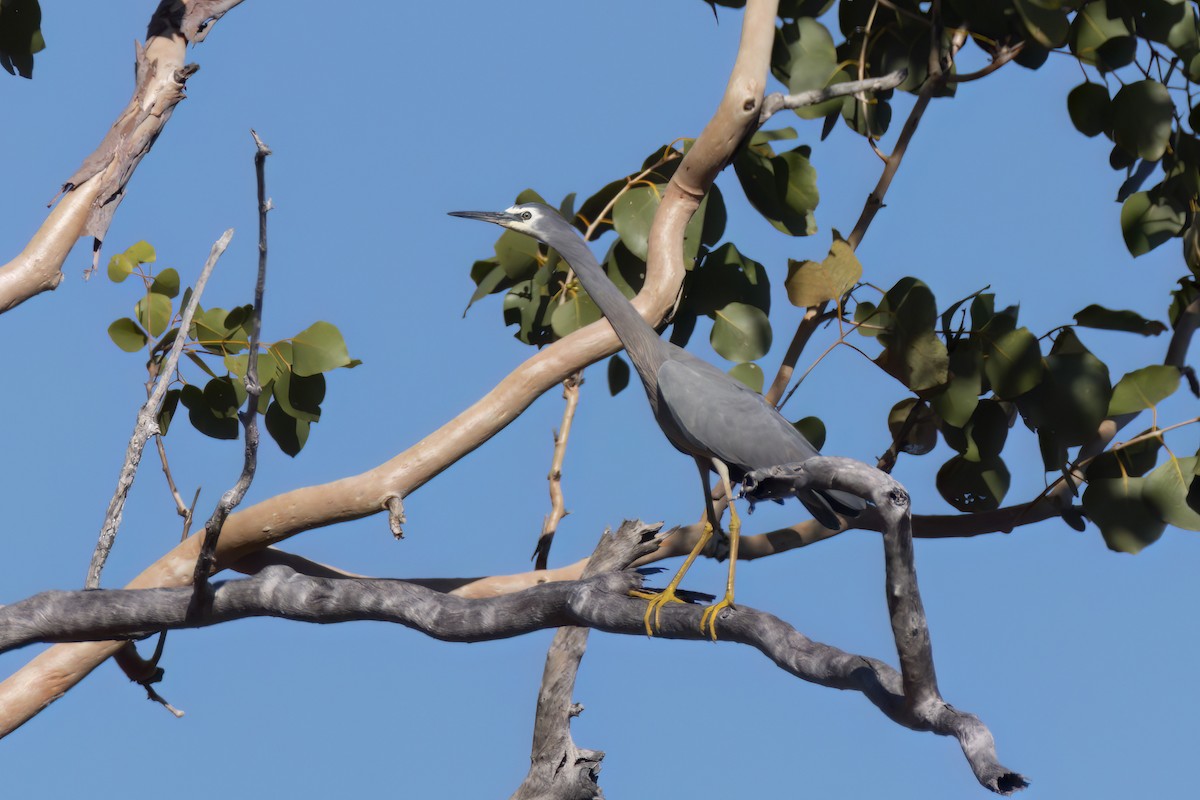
656,355,865,528
656,355,819,472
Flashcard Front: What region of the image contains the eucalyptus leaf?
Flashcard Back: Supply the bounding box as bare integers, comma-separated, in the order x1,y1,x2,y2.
711,302,773,362
107,318,148,352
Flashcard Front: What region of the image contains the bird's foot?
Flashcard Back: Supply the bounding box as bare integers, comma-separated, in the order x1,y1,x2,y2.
699,592,735,641
630,586,688,636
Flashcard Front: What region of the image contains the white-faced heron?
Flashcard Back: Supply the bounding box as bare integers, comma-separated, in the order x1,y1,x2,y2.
451,203,864,638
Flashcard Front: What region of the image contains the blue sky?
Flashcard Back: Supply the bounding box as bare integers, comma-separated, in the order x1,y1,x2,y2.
0,2,1196,797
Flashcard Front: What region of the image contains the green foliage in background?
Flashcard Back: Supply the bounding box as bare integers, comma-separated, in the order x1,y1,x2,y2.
461,0,1200,554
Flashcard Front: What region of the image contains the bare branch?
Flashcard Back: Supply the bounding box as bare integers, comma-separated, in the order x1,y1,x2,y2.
85,230,234,590
0,2,241,313
190,133,271,590
741,456,1026,794
759,69,908,124
0,517,1022,794
512,521,662,800
533,372,583,569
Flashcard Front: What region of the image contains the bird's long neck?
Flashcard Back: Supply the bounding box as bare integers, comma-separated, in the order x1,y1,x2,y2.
551,231,665,391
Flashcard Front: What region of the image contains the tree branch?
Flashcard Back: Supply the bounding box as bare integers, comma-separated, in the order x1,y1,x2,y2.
759,69,908,125
741,456,1026,794
512,520,663,800
0,1,240,313
85,230,234,589
190,131,271,593
533,372,583,570
0,516,1022,794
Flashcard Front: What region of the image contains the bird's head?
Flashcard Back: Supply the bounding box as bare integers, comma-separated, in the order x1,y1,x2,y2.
448,202,572,244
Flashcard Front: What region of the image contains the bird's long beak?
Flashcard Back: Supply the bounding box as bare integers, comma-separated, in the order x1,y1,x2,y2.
448,210,513,226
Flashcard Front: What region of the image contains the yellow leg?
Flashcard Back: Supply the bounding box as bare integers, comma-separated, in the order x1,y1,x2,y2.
700,503,734,642
699,464,739,640
631,522,713,636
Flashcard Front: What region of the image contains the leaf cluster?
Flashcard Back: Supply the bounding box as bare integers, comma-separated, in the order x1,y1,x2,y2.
105,241,359,457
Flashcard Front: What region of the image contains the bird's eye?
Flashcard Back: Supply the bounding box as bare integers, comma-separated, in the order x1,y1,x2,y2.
521,211,532,221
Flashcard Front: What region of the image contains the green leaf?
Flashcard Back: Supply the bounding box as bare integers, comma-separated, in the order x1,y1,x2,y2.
608,354,630,396
941,399,1010,462
937,454,1011,512
685,243,770,316
494,229,541,280
1066,82,1112,137
180,383,238,440
291,321,352,377
265,400,310,457
727,362,765,393
1111,80,1175,162
225,349,280,388
149,267,180,299
771,17,842,119
1014,0,1069,48
272,367,325,423
887,398,937,456
1120,191,1186,257
1069,1,1136,70
612,183,661,262
1141,0,1200,54
711,302,773,362
784,239,862,307
1083,475,1167,553
1073,304,1168,336
1086,433,1163,479
135,293,172,338
791,415,826,450
1016,337,1112,446
872,278,948,391
550,290,602,338
841,93,891,138
125,241,156,264
930,339,982,428
204,376,243,419
107,318,148,352
980,324,1043,399
107,253,135,283
1144,456,1200,530
158,388,180,436
733,143,819,236
1108,365,1181,415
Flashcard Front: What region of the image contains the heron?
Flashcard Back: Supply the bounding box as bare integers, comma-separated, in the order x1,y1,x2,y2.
450,203,864,638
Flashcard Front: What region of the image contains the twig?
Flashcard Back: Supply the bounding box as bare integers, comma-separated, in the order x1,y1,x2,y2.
190,132,272,593
85,230,234,590
758,69,908,125
385,495,406,539
533,372,584,569
945,43,1024,83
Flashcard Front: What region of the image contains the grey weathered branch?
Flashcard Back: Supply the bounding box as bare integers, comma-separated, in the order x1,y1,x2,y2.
512,520,664,800
759,69,908,124
1,518,1022,794
85,230,234,590
0,1,242,313
190,132,271,591
741,456,1026,795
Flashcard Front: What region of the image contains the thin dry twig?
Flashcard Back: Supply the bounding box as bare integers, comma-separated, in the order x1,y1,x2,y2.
85,229,234,590
533,372,584,569
191,131,272,592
